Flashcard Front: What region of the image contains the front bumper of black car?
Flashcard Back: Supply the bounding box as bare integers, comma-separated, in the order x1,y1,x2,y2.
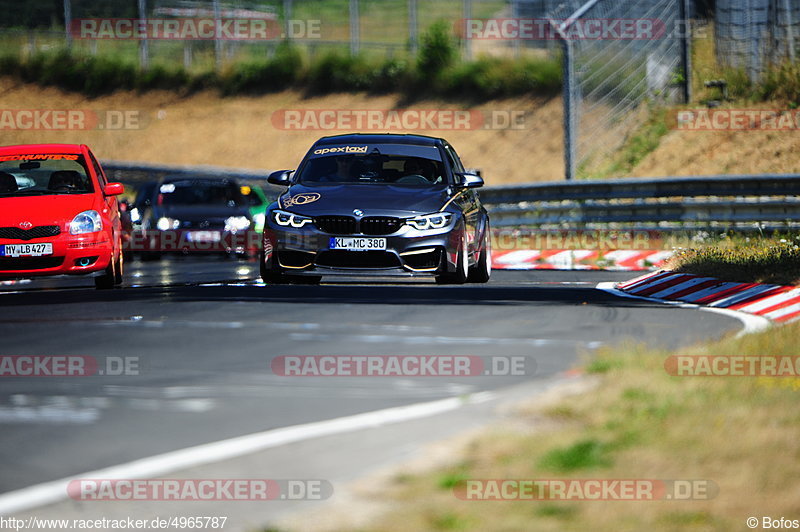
262,217,464,277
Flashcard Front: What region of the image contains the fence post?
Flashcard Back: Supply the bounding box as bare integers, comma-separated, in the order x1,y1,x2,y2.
408,0,418,55
137,0,149,70
784,0,796,63
284,0,293,42
183,42,192,70
63,0,72,49
213,0,222,70
511,0,520,58
679,0,692,103
561,37,576,181
350,0,360,55
463,0,472,60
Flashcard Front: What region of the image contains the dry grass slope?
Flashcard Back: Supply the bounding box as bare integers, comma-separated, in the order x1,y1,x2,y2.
0,78,563,185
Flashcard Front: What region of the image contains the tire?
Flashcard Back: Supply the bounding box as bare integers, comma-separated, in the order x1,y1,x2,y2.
260,250,288,284
95,256,117,290
436,233,468,285
113,249,124,285
467,223,491,284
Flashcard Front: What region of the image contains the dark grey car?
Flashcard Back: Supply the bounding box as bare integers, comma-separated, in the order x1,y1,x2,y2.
261,133,491,284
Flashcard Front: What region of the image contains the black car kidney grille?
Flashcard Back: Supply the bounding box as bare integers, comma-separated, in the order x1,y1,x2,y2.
314,216,357,235
360,217,403,236
0,225,61,241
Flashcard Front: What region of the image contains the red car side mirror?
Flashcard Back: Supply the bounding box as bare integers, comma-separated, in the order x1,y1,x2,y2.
104,183,124,196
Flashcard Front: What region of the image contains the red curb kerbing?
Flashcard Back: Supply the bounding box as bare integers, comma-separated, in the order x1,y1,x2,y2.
615,270,800,323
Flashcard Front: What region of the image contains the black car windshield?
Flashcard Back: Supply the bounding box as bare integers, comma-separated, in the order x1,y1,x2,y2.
298,145,446,186
0,155,93,196
158,180,245,207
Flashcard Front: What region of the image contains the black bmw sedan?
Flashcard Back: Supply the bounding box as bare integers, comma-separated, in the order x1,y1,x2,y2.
261,133,491,284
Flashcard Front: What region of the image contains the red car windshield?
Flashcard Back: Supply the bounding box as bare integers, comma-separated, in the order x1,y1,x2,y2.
0,155,94,196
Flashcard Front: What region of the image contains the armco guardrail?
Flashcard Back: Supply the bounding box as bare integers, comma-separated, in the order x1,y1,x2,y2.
103,161,273,183
102,162,800,232
480,174,800,231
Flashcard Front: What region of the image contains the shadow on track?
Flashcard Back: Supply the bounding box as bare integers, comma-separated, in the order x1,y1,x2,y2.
0,281,666,310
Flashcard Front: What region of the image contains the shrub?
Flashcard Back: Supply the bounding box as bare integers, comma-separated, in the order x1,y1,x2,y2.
417,20,456,80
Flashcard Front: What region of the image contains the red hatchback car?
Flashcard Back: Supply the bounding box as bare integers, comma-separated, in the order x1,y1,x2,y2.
0,144,125,289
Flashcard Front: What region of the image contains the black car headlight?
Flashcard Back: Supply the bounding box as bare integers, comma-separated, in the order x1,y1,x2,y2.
405,213,453,231
273,209,313,228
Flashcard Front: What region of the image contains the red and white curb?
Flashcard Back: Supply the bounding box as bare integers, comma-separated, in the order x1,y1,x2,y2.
491,250,673,271
608,270,800,324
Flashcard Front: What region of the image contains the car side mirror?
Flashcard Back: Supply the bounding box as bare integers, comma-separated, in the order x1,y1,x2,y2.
465,168,482,178
457,173,484,188
268,170,293,186
104,183,124,196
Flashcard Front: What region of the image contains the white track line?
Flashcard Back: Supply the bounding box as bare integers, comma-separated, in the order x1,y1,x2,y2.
0,394,492,516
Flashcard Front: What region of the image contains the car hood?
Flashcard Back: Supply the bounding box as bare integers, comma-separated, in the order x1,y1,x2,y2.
277,184,452,216
0,194,98,227
157,204,251,221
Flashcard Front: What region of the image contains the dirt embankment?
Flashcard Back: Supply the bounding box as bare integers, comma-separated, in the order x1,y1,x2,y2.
0,78,564,185
3,78,797,181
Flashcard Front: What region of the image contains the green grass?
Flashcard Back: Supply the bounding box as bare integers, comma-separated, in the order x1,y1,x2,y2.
670,234,800,286
0,21,561,100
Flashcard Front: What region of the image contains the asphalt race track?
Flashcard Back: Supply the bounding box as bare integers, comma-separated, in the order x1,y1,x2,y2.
0,258,744,524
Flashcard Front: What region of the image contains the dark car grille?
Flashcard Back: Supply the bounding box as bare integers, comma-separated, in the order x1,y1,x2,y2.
0,225,61,241
360,217,403,236
314,216,403,236
0,256,64,271
314,216,357,235
179,220,226,230
316,250,401,269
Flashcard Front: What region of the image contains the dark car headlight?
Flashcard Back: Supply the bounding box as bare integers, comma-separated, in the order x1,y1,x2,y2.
273,209,313,228
405,213,453,231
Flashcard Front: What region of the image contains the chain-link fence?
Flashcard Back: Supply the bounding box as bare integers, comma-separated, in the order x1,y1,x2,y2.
0,0,512,70
0,0,691,182
716,0,798,82
544,0,689,180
